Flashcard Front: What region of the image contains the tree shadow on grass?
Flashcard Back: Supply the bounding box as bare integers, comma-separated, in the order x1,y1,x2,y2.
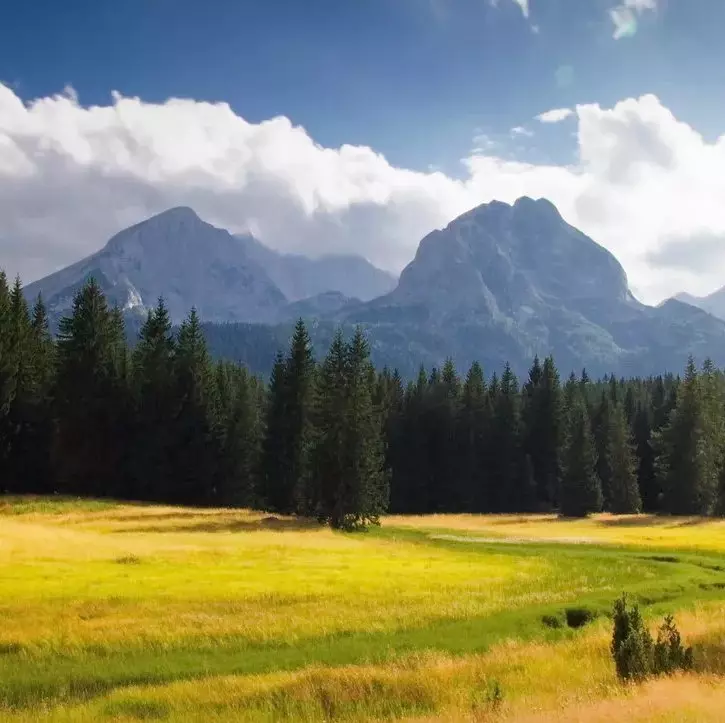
114,516,322,534
597,515,711,528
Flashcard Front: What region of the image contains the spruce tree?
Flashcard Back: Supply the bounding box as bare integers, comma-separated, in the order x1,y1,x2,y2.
522,356,562,509
458,361,490,511
606,400,642,514
131,298,177,500
216,364,264,507
489,363,522,511
260,319,315,513
339,327,388,528
560,391,602,517
171,308,218,504
308,330,348,522
54,278,129,496
656,358,719,515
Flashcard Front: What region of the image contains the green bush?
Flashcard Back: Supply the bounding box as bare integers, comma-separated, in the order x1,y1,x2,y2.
611,596,653,681
611,596,692,682
653,614,693,675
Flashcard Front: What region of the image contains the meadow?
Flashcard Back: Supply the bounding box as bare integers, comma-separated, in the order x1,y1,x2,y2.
1,498,725,721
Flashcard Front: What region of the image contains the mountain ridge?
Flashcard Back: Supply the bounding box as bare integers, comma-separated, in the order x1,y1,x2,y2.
23,207,396,324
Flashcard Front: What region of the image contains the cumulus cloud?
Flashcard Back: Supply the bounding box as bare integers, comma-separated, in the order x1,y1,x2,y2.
536,108,574,124
510,126,534,138
2,84,725,304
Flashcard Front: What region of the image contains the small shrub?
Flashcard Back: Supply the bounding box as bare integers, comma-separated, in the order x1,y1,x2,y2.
115,555,142,565
653,614,694,675
611,595,653,681
611,595,692,682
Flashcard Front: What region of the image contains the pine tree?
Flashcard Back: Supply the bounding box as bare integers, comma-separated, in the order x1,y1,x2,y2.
308,330,348,522
170,307,218,504
522,356,562,509
606,400,642,514
130,298,177,500
309,329,388,528
260,319,315,513
388,366,430,513
338,327,388,528
560,390,602,517
593,392,613,506
215,364,264,507
1,278,33,491
425,357,460,511
458,361,490,511
22,294,55,492
54,278,130,496
489,363,522,511
656,358,719,515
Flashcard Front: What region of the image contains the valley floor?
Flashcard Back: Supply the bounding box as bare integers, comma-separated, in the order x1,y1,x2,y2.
1,498,725,721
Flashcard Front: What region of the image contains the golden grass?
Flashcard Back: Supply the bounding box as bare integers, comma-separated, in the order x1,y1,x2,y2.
0,504,561,650
387,513,725,552
2,497,725,722
2,604,724,722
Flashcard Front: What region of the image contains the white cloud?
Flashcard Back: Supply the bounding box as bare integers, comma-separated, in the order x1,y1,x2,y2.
536,107,574,124
489,0,529,19
2,84,725,304
510,126,534,138
610,0,657,39
512,0,529,17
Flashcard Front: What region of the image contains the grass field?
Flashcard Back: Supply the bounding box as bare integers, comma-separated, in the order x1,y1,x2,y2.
1,498,725,721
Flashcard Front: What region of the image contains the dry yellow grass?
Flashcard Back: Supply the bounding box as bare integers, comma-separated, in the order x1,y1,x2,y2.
2,498,725,722
387,513,725,552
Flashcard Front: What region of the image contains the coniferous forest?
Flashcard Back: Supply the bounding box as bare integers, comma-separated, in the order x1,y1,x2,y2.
3,271,725,527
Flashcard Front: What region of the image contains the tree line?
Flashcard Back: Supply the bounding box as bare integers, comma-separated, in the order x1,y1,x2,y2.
3,272,725,524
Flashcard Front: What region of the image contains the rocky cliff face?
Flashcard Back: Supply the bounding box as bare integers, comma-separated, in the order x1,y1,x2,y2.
343,197,725,376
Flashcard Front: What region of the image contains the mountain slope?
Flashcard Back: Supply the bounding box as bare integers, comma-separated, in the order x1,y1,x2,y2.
24,207,396,325
24,207,287,324
238,234,396,302
339,197,725,376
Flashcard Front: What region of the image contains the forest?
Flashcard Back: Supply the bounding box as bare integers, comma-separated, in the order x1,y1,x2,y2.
2,270,725,526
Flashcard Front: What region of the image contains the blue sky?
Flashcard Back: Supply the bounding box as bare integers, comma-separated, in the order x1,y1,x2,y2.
2,0,725,302
2,0,721,170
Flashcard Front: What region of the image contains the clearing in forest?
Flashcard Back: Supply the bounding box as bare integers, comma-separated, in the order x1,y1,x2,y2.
1,497,725,722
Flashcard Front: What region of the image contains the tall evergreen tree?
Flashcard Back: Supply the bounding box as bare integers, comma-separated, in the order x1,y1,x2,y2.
560,390,602,517
260,319,315,513
655,358,720,515
130,298,177,500
488,363,522,511
457,361,490,511
522,356,562,509
54,278,130,496
170,307,218,504
307,330,348,522
606,400,642,514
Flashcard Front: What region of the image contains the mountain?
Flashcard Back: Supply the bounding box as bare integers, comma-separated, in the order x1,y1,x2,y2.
672,289,725,321
22,198,725,378
24,207,286,324
23,208,396,325
334,197,725,376
238,235,396,302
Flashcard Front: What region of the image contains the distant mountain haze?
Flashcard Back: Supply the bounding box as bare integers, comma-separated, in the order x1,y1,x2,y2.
672,288,725,322
23,207,396,324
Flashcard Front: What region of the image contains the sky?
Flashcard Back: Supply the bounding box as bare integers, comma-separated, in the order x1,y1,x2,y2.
2,0,725,303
